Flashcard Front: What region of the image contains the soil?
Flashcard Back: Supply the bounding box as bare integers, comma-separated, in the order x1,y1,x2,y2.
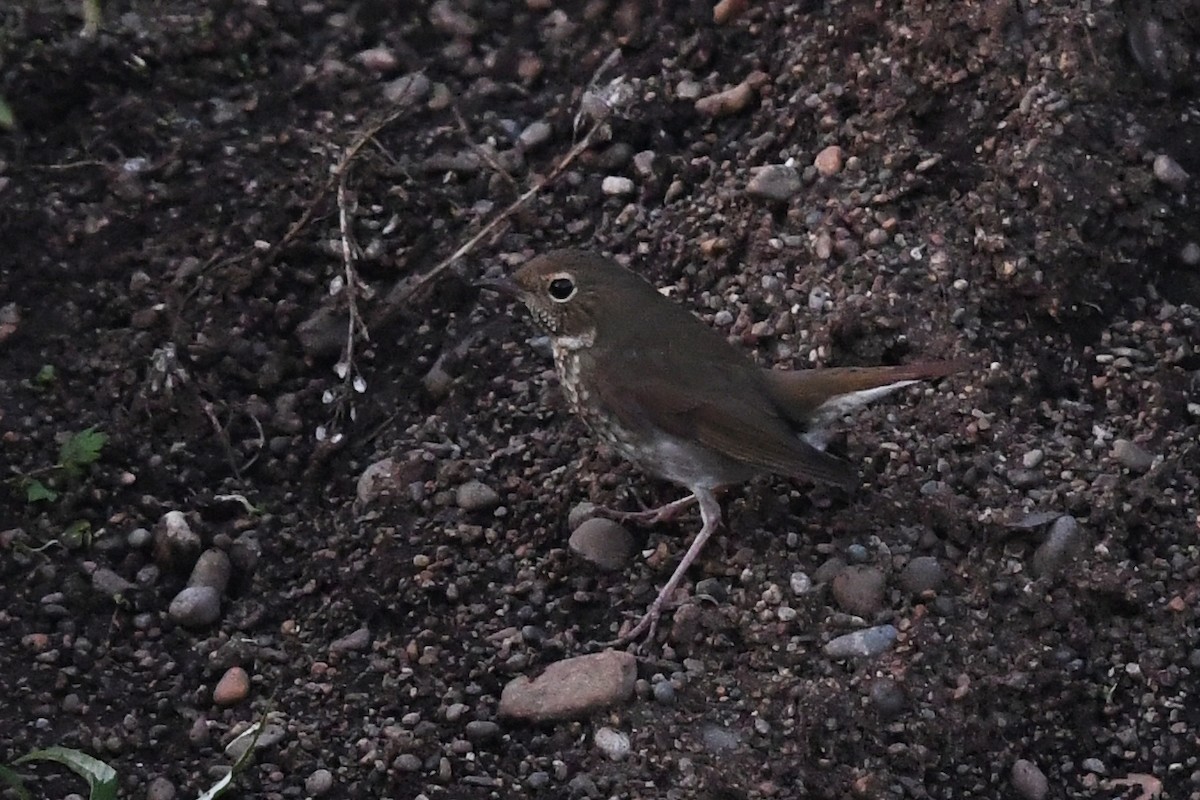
2,1,1199,799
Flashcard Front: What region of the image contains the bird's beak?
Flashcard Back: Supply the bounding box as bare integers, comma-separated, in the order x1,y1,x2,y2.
475,275,521,298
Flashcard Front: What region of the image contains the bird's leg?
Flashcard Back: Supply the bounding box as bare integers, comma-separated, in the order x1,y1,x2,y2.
599,488,722,648
593,493,697,526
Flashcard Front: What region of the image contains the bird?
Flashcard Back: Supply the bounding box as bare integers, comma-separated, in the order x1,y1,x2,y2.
482,249,967,646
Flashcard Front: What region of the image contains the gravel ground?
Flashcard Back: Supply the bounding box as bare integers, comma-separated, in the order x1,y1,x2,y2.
2,1,1198,798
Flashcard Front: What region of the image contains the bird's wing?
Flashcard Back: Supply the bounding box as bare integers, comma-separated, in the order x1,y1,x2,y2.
589,347,859,489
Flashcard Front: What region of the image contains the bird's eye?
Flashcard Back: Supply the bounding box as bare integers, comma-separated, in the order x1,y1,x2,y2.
547,276,576,302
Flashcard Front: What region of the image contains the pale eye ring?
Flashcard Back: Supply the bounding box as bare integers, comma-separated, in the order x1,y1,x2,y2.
547,276,576,302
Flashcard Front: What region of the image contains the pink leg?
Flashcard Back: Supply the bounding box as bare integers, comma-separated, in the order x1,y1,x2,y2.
594,493,697,526
599,488,721,648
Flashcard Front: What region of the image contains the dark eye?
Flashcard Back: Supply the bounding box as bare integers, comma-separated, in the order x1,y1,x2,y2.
548,276,575,301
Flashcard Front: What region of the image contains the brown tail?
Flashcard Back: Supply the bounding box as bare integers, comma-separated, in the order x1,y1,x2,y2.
763,358,974,428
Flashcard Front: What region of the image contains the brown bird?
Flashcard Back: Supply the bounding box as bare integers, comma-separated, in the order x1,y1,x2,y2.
483,250,966,645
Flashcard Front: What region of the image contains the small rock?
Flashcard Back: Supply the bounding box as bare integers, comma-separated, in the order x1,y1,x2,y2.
224,723,285,761
813,556,847,584
153,510,201,572
356,458,403,508
1181,241,1200,266
127,527,152,549
382,73,431,106
632,150,656,178
330,627,371,653
353,47,398,72
518,120,552,150
824,625,898,658
790,571,812,594
568,502,598,529
746,165,801,201
1153,153,1189,191
900,557,945,595
146,777,176,800
814,145,844,176
1022,449,1044,468
713,0,748,24
695,80,755,117
652,680,675,705
456,480,500,511
869,678,906,718
1111,438,1154,472
569,518,635,570
393,753,421,772
700,723,741,753
1032,515,1083,577
1011,758,1049,800
499,650,636,722
188,549,231,593
831,565,886,616
429,0,478,36
168,586,221,628
465,720,501,742
305,768,334,797
422,363,454,399
213,667,250,706
601,176,635,196
594,727,630,760
91,568,134,597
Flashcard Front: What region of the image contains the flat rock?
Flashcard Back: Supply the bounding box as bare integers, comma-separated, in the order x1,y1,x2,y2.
746,165,801,201
824,624,898,659
831,565,886,615
499,650,636,722
456,480,500,511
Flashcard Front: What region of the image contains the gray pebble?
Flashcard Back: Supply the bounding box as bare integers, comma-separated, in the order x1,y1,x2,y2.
567,502,597,530
331,627,371,653
382,73,431,106
527,771,550,789
1022,449,1044,468
1032,515,1083,577
168,586,221,628
1182,241,1200,266
92,568,134,596
869,678,906,718
601,176,635,196
789,571,812,594
900,556,945,595
1080,757,1106,775
1010,758,1049,800
845,544,870,563
465,720,501,742
456,480,500,511
127,527,152,549
568,518,635,570
632,150,656,178
746,165,802,201
813,557,847,584
1111,438,1154,472
518,120,552,150
594,726,630,760
568,774,598,798
187,549,231,593
700,723,741,753
393,753,422,772
652,680,675,705
304,768,334,797
824,625,899,658
831,565,886,615
1153,153,1189,191
146,776,176,800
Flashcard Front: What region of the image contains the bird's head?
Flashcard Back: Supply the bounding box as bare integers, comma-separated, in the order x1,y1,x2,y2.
482,250,627,340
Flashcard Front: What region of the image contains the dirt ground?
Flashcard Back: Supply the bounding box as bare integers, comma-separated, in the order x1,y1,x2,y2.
2,1,1199,798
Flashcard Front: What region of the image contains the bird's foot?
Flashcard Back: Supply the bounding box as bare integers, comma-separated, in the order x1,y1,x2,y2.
592,598,667,651
593,494,697,526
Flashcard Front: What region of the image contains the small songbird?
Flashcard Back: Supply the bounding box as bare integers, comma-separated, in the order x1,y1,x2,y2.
483,250,966,645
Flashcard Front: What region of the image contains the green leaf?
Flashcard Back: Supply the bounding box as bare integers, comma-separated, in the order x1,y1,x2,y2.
61,520,93,549
59,427,108,475
0,764,33,800
0,97,14,130
35,364,57,385
14,747,117,800
25,479,59,503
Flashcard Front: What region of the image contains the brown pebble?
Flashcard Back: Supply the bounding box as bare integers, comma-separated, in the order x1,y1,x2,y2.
695,81,755,118
814,145,844,177
213,667,250,706
713,0,748,25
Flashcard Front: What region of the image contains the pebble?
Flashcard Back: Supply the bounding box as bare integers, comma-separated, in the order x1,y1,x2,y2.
1111,438,1154,472
813,556,847,584
356,458,405,508
1182,241,1200,266
790,571,812,594
1011,758,1049,800
518,120,552,150
1032,515,1083,577
330,626,371,653
1022,449,1044,468
900,557,945,595
601,176,635,196
456,480,500,511
91,568,134,596
652,680,675,705
568,518,635,570
1152,153,1189,191
594,727,630,760
746,165,802,201
632,150,656,178
695,80,755,117
127,527,152,549
353,47,397,73
831,566,886,615
814,145,844,176
499,650,636,722
465,720,501,742
188,549,231,593
700,723,741,752
146,777,176,800
824,625,898,658
527,771,550,789
869,678,906,718
153,510,201,571
567,501,597,529
394,753,421,772
1080,757,1106,775
213,667,250,706
168,586,221,628
382,73,431,106
305,768,334,796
